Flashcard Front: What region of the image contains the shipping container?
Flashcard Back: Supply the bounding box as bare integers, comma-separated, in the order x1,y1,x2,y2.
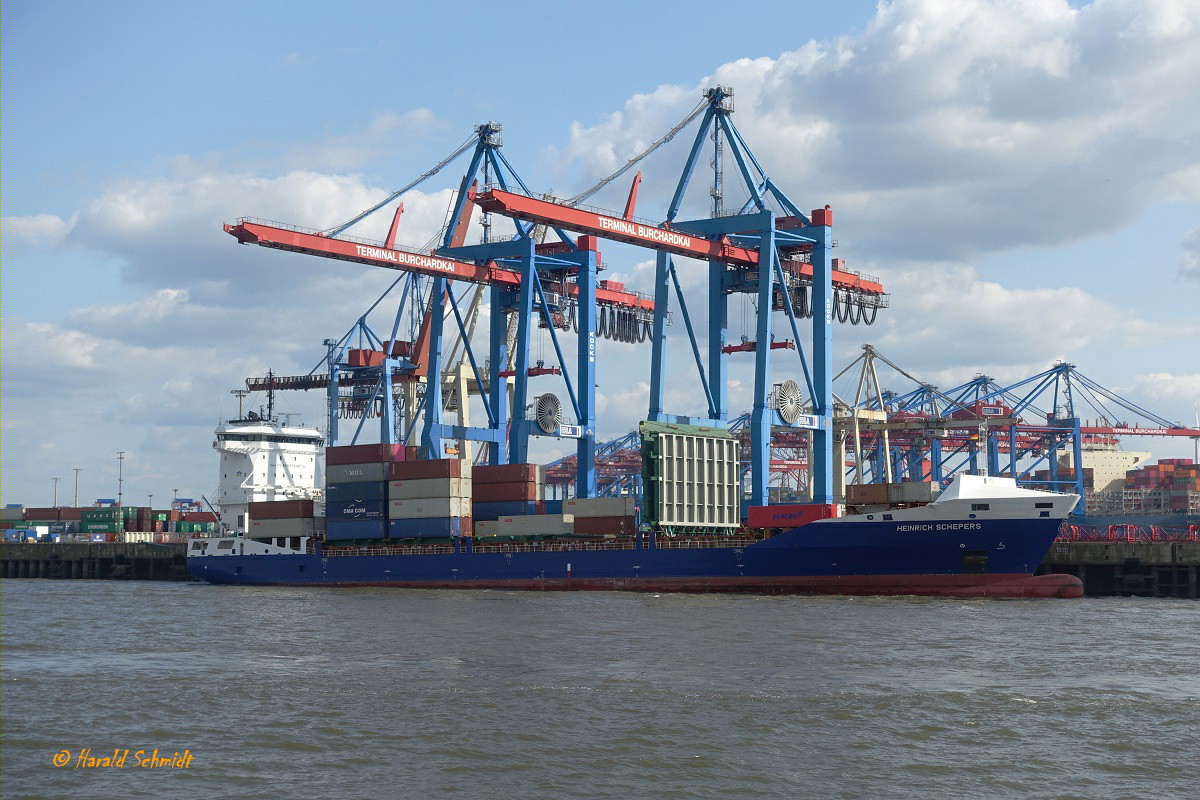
472,481,541,503
472,500,538,520
0,507,25,522
388,459,471,481
325,518,386,541
326,499,387,520
473,463,545,485
476,514,574,536
23,508,62,521
845,484,889,505
326,462,390,484
325,443,407,466
248,499,317,520
326,482,389,504
388,497,471,519
388,517,472,538
747,503,838,529
387,477,472,500
565,496,637,518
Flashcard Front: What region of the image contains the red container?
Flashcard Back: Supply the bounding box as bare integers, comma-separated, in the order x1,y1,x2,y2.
57,508,82,520
23,508,62,521
326,443,407,466
389,459,468,480
747,503,837,529
473,464,543,485
248,500,314,520
181,511,218,522
573,516,636,536
472,481,539,502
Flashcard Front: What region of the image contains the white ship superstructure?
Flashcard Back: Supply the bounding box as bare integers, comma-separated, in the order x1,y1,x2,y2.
213,416,324,532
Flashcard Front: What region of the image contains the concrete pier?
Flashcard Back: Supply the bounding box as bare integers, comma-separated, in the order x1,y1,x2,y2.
1040,541,1200,598
0,543,189,582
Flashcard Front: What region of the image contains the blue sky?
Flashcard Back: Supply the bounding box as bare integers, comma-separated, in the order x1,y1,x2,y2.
3,0,1198,507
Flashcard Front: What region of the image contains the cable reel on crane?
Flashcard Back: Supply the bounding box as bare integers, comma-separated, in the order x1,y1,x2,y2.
775,379,805,424
534,392,563,434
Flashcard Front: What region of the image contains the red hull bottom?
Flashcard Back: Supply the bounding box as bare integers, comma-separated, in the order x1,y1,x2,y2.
291,573,1084,598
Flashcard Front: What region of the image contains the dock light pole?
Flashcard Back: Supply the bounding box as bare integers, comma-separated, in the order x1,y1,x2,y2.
74,468,81,507
148,493,153,510
117,452,126,507
52,477,60,507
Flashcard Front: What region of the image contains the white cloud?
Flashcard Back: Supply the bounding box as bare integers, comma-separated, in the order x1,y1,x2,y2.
4,213,74,246
288,109,446,171
559,0,1200,260
1181,226,1200,281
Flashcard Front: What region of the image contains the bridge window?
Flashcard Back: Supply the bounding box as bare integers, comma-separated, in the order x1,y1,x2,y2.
1035,502,1054,509
971,503,991,511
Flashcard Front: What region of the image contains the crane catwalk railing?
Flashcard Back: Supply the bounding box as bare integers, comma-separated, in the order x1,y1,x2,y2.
476,188,885,296
224,218,654,312
319,536,762,557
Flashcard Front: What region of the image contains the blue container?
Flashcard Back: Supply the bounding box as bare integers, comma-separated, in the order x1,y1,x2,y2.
326,481,388,503
326,499,386,520
388,517,466,539
472,500,538,521
543,499,563,515
325,519,386,541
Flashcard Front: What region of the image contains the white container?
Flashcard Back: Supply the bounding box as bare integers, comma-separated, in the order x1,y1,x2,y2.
476,514,574,536
564,496,636,518
388,477,473,500
388,497,472,519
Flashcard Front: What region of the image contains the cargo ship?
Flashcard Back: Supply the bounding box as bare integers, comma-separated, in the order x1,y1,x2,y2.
188,429,1083,598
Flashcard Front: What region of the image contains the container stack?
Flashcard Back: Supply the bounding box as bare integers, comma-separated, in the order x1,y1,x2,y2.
324,443,406,541
565,496,638,537
248,499,323,540
1167,461,1200,512
81,507,123,536
388,459,473,539
472,464,544,520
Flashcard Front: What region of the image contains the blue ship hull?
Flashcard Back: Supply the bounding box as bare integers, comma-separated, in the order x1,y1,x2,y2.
187,516,1082,598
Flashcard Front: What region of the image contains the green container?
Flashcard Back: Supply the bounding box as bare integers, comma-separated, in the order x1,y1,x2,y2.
82,522,119,533
82,508,122,523
154,513,169,521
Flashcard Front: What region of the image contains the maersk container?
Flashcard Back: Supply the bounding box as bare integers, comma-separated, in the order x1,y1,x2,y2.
387,477,472,500
388,517,471,538
325,518,386,541
326,482,388,504
326,499,386,520
472,500,538,520
326,462,390,484
388,497,471,520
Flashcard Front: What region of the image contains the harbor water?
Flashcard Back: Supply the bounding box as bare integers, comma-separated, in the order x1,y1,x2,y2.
3,580,1198,799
